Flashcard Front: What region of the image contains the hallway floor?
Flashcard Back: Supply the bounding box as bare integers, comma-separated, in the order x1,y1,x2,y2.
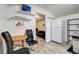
30,37,72,54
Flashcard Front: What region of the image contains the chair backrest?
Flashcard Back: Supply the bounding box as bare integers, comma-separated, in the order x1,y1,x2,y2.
1,31,13,54
26,29,33,35
26,29,34,41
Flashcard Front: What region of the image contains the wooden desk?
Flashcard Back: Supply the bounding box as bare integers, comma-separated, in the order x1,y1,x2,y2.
12,35,27,48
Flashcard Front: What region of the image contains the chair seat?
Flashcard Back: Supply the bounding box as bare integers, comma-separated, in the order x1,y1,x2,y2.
13,48,30,54
27,41,37,46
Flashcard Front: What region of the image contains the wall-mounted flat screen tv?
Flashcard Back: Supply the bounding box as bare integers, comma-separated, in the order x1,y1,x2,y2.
21,4,31,12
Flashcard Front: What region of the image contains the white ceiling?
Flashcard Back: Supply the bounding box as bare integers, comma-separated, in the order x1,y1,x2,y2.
35,4,79,18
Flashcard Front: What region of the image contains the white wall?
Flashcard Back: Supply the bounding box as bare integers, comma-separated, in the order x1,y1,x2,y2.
0,5,54,42
0,5,36,41
0,4,55,53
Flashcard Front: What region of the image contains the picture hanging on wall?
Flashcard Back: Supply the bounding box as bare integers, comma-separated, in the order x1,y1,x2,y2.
15,21,25,29
21,4,31,13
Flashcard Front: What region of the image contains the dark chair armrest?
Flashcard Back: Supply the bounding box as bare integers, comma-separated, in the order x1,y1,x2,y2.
13,48,30,54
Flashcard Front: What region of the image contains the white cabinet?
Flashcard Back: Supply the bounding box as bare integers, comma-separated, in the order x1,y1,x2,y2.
52,28,62,43
52,20,62,27
52,20,65,43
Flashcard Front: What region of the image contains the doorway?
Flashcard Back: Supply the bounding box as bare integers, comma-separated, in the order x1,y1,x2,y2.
36,13,46,42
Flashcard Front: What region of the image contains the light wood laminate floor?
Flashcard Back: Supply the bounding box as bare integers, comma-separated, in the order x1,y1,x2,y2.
30,37,72,54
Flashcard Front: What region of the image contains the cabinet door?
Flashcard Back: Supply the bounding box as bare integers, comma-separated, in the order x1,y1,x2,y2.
52,28,62,43
52,20,62,27
52,28,57,42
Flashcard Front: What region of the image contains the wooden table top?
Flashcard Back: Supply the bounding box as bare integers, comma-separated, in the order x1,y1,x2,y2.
12,35,27,41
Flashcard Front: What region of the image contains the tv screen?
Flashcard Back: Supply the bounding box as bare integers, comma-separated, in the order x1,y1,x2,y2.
21,4,31,12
